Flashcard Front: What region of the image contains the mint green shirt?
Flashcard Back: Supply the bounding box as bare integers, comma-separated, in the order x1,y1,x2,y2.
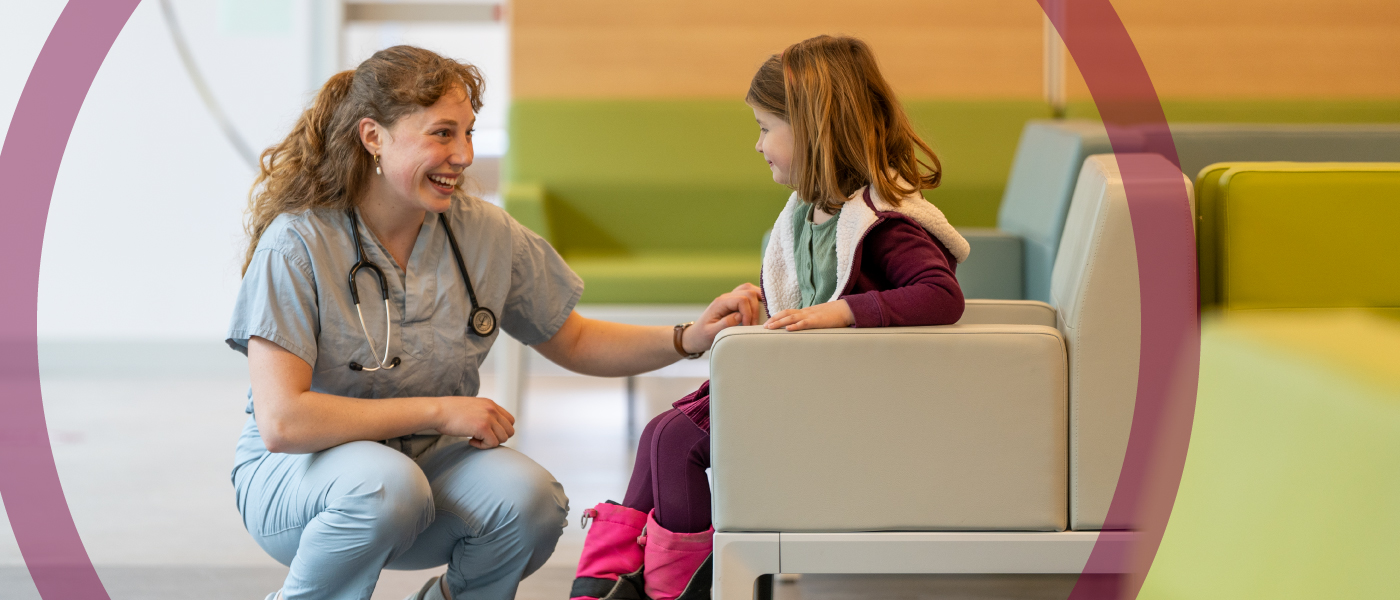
794,204,842,308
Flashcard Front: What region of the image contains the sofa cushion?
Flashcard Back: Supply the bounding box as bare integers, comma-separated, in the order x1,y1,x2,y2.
567,252,760,304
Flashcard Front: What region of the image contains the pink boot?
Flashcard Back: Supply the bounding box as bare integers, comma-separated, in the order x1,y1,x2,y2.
570,501,648,600
640,510,714,600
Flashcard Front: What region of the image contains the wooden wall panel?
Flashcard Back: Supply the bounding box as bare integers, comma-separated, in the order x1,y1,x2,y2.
512,0,1044,99
511,0,1400,99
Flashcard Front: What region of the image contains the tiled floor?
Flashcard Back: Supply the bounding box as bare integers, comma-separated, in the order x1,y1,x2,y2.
0,340,1076,600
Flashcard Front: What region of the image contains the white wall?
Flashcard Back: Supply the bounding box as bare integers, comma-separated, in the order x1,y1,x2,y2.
344,20,510,156
2,0,312,341
2,1,509,342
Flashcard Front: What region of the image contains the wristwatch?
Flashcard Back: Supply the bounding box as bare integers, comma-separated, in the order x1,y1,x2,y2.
673,322,704,359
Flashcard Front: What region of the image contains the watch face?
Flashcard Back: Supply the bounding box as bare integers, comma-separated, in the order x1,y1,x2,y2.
472,308,496,336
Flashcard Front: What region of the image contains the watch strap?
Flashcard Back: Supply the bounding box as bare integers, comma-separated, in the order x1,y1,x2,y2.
674,322,703,359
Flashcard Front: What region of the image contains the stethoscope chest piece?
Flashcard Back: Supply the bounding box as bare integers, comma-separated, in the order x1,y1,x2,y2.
470,306,497,337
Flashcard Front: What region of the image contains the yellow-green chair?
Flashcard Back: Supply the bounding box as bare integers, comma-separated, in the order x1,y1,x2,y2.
1139,162,1400,599
1195,162,1400,310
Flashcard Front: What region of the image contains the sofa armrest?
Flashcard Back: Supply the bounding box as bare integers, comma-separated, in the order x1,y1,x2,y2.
710,324,1068,533
959,299,1056,327
956,227,1025,300
502,182,553,244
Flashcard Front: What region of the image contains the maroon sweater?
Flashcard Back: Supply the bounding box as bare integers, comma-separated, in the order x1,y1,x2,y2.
675,193,966,431
837,194,965,327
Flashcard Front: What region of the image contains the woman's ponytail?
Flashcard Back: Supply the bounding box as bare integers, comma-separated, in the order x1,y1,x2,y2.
242,70,358,274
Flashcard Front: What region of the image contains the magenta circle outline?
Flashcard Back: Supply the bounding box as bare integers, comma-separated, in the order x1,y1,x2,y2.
0,1,141,598
1037,1,1202,598
0,3,1199,599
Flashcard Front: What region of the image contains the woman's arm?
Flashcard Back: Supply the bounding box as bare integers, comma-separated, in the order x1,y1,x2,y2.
534,283,765,377
248,336,515,454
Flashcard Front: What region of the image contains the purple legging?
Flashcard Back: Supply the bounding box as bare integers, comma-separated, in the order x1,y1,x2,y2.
622,409,712,534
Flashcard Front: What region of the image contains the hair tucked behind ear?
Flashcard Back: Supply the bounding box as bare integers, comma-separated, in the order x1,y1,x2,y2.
747,35,941,214
242,46,484,274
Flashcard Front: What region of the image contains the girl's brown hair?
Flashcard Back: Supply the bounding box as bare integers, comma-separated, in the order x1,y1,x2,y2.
746,35,941,214
241,45,484,273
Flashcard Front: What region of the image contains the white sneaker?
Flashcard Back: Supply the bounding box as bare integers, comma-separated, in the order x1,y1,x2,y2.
405,575,449,600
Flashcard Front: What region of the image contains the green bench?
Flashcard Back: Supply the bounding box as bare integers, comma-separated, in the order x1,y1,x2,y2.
502,99,1058,304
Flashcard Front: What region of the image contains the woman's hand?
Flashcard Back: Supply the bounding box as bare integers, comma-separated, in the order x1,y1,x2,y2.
764,299,855,331
682,283,765,353
435,396,517,449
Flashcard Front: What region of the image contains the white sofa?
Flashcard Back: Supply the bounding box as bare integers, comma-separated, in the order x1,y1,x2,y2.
707,154,1193,598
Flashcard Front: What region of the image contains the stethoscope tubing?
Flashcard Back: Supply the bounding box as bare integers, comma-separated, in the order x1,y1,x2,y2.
440,212,481,312
438,212,497,338
345,208,495,373
347,210,399,372
353,299,396,371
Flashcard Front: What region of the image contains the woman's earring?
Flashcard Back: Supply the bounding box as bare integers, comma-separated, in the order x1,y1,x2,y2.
374,154,382,175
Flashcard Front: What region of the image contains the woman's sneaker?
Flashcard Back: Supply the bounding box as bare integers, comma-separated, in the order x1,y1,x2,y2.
405,575,449,600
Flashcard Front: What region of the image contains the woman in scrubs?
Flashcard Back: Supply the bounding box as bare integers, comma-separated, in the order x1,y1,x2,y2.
226,46,761,600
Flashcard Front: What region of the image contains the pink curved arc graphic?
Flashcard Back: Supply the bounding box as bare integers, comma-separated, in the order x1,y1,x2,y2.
0,1,141,598
2,2,1198,600
1037,1,1202,599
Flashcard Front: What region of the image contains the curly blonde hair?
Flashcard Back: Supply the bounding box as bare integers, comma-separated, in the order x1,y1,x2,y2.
241,45,483,274
746,35,941,214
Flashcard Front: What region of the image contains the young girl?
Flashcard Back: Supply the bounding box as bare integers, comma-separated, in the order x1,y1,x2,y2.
569,35,970,600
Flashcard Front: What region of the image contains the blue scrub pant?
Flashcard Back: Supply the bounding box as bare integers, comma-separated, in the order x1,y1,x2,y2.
232,417,569,600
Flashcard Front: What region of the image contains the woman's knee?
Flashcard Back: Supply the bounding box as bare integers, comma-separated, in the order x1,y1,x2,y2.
332,442,435,536
487,451,569,574
499,452,568,534
444,447,568,540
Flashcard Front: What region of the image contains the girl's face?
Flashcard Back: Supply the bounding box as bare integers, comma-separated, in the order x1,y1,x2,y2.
752,106,794,186
361,88,476,214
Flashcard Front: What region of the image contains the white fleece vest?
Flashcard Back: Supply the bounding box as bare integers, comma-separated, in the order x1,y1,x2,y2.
761,186,970,315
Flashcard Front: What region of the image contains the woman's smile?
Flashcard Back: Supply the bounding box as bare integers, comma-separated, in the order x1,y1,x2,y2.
427,172,460,195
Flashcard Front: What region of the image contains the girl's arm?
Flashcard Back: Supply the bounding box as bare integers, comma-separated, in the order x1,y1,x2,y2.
767,218,963,331
249,336,515,454
842,218,965,327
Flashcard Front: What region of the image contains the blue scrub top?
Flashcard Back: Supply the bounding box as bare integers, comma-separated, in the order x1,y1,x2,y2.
226,196,583,412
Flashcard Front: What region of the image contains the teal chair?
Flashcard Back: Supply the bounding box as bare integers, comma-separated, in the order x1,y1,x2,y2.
959,121,1114,301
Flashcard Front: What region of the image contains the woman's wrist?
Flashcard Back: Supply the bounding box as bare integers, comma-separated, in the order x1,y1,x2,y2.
676,322,704,358
423,396,447,433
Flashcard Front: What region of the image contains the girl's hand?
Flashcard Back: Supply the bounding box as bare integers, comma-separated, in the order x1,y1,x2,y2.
435,396,516,449
764,300,855,331
682,283,765,353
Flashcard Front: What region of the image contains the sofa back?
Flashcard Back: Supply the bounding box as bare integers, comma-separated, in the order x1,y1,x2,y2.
1196,162,1400,310
1002,121,1400,303
506,100,786,256
1050,153,1193,530
999,121,1117,303
1161,125,1400,184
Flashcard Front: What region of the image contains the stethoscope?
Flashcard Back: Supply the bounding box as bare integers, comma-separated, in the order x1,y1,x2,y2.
346,209,497,372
